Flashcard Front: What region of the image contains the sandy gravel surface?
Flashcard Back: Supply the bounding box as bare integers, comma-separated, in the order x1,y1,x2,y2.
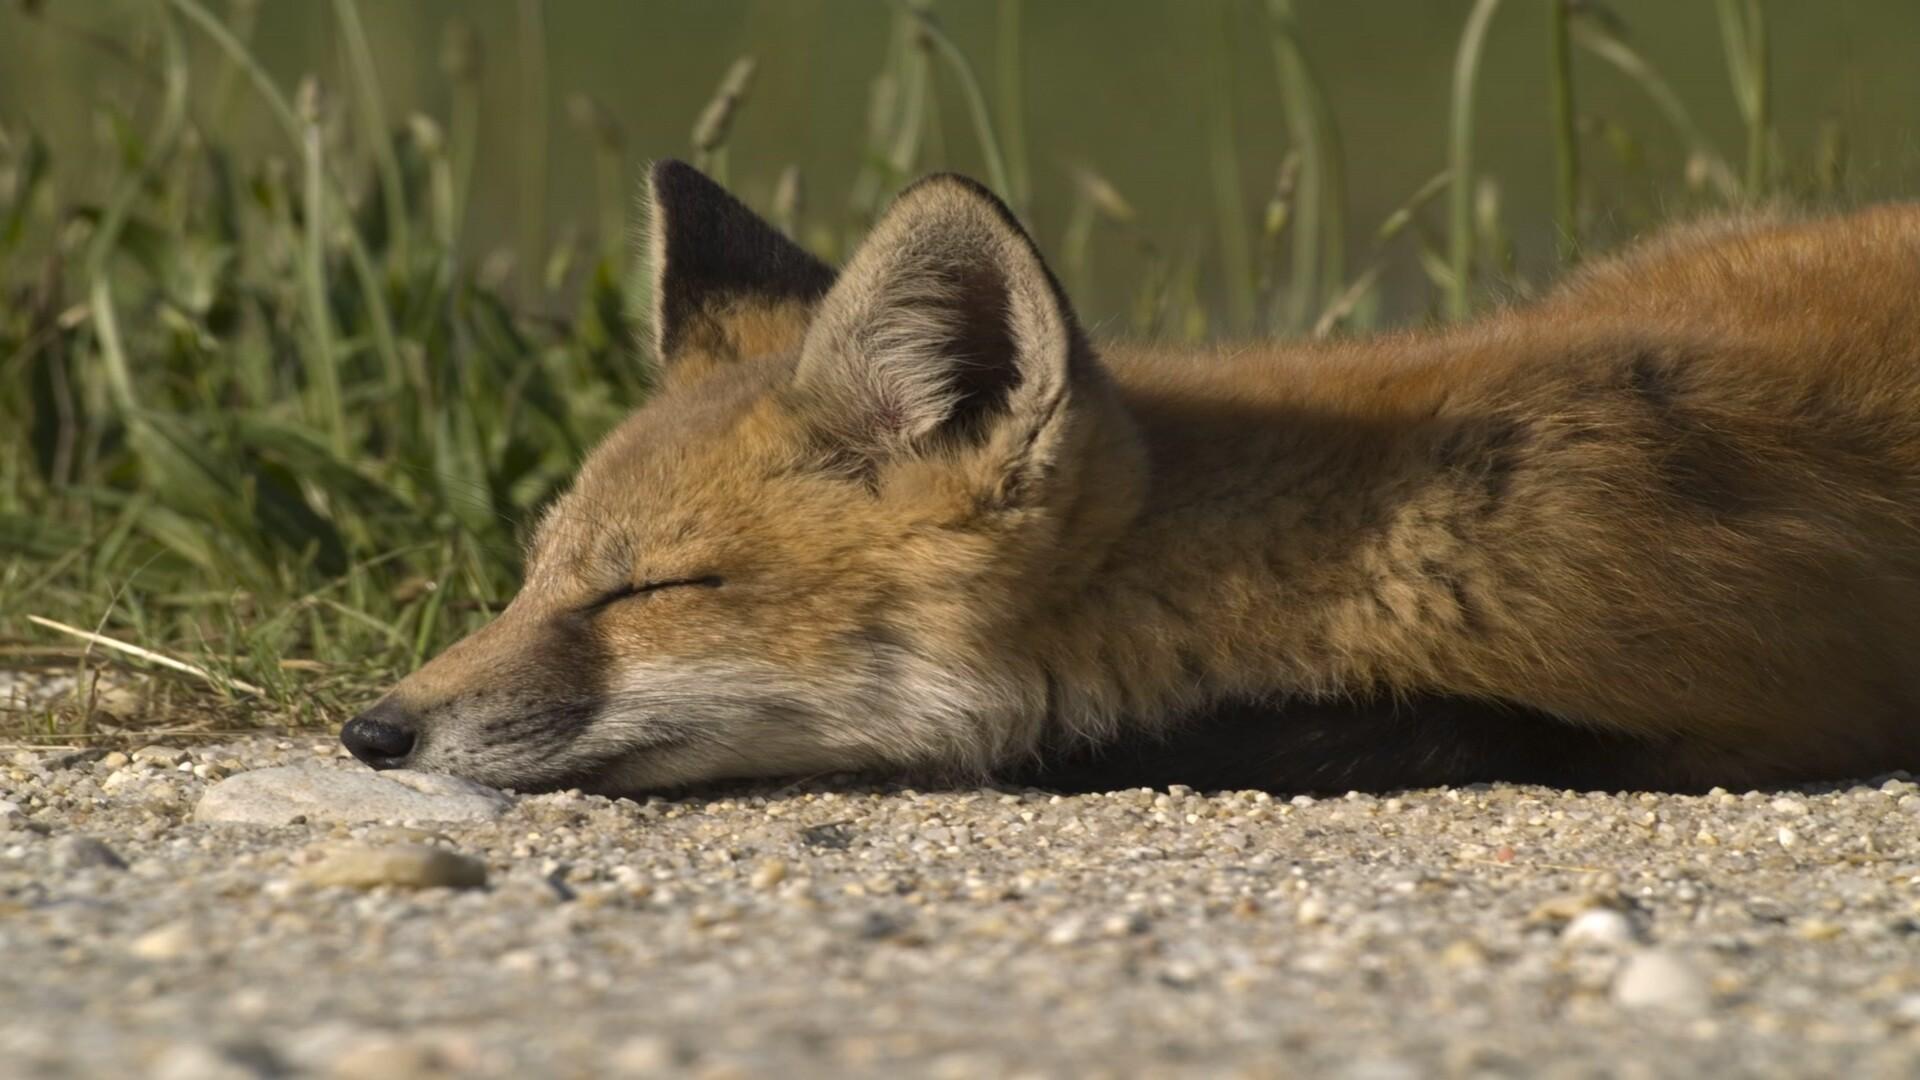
5,730,1920,1078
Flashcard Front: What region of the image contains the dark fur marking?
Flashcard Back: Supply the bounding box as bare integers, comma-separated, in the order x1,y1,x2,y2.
1368,586,1392,621
1142,584,1201,627
1433,417,1529,516
1042,667,1063,723
855,619,918,697
651,160,836,359
1008,691,1692,794
1476,419,1527,508
937,263,1024,442
1445,575,1484,635
1173,646,1209,689
1623,349,1759,516
474,613,610,752
1626,350,1676,410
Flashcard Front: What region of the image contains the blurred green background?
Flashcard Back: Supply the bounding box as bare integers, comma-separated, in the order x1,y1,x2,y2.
7,1,1917,322
2,1,1917,731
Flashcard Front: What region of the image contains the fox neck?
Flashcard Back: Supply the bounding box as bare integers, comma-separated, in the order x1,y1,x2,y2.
1023,337,1516,751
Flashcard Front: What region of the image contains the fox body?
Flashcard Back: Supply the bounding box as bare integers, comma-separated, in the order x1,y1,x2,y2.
342,160,1920,795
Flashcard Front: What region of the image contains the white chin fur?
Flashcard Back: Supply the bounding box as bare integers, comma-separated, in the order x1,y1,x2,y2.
576,653,1035,786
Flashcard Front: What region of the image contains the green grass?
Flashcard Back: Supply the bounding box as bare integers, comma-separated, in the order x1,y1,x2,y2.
0,0,1830,741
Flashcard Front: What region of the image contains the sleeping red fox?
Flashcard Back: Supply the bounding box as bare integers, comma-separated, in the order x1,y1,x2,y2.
342,160,1920,795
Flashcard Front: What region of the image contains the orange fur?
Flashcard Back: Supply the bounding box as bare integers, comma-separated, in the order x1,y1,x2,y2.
346,167,1920,795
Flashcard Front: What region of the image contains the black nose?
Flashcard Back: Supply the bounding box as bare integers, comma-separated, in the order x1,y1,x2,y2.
341,701,417,769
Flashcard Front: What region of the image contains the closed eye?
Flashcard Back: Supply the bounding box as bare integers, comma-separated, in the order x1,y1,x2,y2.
584,575,725,613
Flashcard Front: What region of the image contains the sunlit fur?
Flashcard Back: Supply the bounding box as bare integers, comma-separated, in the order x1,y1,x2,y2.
366,162,1920,794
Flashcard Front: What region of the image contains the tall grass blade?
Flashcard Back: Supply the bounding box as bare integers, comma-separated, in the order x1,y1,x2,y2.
1715,0,1771,198
1447,0,1502,321
1548,0,1581,263
297,83,349,456
995,0,1031,213
86,6,189,415
516,0,549,297
886,32,930,182
692,56,757,186
1203,0,1255,333
1376,169,1453,244
168,0,401,378
330,0,410,270
204,0,259,130
849,9,917,222
26,615,267,697
1571,14,1739,200
0,129,49,257
772,164,803,238
905,5,1015,206
1265,0,1348,332
441,21,482,254
568,94,628,267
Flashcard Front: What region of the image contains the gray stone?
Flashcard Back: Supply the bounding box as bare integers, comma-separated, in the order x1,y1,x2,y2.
52,834,127,870
194,764,511,825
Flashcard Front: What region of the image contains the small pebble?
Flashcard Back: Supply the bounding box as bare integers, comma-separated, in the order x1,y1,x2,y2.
150,1042,265,1080
750,858,789,890
611,1033,680,1072
129,921,199,961
1613,949,1711,1014
1046,915,1087,946
1562,908,1637,949
296,843,487,890
131,745,190,767
327,1038,445,1079
52,834,127,871
1526,893,1614,926
100,770,141,792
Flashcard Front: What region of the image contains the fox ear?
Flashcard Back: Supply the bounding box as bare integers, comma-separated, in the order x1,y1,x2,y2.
644,160,836,380
791,174,1085,471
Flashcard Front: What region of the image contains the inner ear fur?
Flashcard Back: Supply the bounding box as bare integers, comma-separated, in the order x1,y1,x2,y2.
789,172,1087,465
644,160,836,381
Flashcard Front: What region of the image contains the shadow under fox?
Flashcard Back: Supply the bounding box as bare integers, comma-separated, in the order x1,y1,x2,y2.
343,160,1920,795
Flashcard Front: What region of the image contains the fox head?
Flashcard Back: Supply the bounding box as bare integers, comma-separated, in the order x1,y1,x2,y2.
342,161,1146,793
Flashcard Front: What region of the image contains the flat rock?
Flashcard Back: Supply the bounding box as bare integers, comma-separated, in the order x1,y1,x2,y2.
296,842,488,890
194,764,511,825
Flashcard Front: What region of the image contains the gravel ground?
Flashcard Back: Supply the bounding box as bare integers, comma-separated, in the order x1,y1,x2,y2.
6,728,1920,1079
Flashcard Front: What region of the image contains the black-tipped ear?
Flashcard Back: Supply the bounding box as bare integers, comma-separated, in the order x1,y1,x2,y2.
792,173,1086,466
644,160,836,376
